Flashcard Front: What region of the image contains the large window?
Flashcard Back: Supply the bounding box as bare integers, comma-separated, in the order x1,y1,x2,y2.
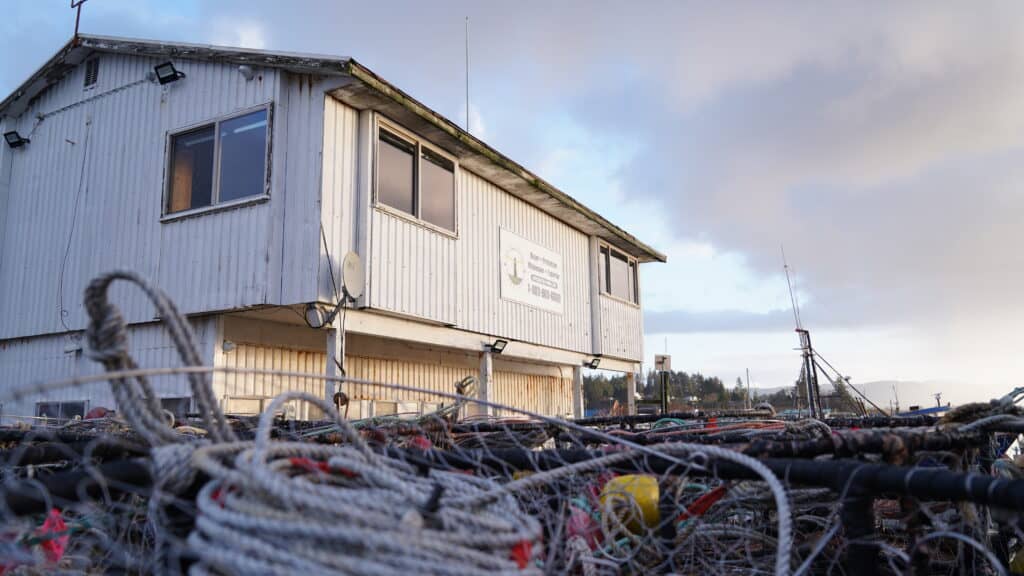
166,106,270,214
599,245,639,304
376,122,456,232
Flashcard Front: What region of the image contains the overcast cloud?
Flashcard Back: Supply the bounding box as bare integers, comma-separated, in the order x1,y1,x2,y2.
4,1,1022,398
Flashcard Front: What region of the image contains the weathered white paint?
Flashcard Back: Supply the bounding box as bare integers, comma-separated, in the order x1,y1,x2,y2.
216,341,326,420
341,307,639,373
478,350,493,417
318,97,359,303
572,365,584,419
0,318,215,424
0,53,346,342
491,370,573,418
599,295,644,361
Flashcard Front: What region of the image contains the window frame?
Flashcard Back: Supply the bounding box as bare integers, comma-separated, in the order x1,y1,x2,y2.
373,117,459,238
598,241,641,306
35,400,89,422
161,102,273,221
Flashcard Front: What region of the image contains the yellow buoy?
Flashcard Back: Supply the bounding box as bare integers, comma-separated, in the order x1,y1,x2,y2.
599,474,660,533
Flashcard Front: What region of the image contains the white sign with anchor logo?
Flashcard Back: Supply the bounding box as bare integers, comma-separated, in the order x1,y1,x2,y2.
499,228,564,314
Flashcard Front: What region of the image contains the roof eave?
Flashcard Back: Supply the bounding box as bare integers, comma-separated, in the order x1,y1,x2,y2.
343,59,667,264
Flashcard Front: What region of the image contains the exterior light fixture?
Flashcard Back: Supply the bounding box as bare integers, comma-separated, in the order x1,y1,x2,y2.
587,358,601,370
4,131,29,148
221,340,237,353
489,339,508,354
154,61,186,85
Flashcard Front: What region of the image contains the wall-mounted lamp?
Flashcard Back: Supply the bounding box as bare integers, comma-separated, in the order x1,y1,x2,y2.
4,131,29,149
238,65,255,81
222,340,237,353
586,357,601,370
154,61,186,85
489,339,508,354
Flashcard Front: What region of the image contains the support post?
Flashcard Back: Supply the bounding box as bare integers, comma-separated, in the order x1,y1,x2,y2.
325,327,343,402
572,366,584,419
626,372,636,415
478,350,493,417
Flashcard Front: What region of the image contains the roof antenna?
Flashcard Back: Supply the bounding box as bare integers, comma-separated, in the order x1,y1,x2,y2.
781,245,802,330
465,16,471,133
71,0,90,38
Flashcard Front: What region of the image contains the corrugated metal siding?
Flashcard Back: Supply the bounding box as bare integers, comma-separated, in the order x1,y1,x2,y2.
368,211,457,324
491,370,573,418
0,318,215,424
456,171,592,351
276,75,331,307
360,159,591,348
216,342,326,419
318,97,359,302
599,295,644,360
346,355,475,404
0,53,283,339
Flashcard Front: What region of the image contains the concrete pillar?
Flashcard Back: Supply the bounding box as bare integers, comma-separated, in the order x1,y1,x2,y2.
572,366,584,419
627,372,637,415
325,327,344,401
478,350,493,416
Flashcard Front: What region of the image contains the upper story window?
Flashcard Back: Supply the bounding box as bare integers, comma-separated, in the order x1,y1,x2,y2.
166,106,270,215
83,58,99,89
599,244,639,304
376,120,456,233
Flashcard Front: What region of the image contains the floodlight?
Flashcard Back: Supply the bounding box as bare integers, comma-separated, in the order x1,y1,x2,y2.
4,131,29,148
587,357,601,370
490,339,508,354
154,61,186,85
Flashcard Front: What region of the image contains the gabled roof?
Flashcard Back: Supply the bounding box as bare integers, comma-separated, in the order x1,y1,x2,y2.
1,35,666,263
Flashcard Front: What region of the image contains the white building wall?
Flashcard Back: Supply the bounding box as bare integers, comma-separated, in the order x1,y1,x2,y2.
0,53,329,340
456,171,592,353
599,295,644,361
317,97,360,302
0,318,216,424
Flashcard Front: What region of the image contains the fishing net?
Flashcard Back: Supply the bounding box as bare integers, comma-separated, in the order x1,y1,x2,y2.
2,271,1024,575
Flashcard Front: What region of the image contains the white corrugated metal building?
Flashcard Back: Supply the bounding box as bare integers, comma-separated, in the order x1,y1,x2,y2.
0,35,665,423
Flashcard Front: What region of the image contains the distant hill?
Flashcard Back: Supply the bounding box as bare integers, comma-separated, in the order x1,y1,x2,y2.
753,379,983,411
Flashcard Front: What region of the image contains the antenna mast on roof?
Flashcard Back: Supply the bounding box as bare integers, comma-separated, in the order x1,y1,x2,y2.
71,0,90,37
465,16,471,133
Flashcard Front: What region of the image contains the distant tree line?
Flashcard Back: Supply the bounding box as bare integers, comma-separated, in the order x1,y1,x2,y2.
584,370,747,411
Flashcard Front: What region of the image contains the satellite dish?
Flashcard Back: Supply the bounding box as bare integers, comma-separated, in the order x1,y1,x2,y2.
341,251,364,301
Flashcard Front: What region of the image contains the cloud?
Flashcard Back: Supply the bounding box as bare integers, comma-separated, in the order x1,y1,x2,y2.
645,308,795,334
209,18,267,49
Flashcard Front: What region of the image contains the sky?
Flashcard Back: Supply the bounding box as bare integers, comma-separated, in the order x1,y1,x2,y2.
3,1,1022,407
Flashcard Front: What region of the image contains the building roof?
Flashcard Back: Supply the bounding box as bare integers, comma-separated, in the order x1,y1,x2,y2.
0,35,666,263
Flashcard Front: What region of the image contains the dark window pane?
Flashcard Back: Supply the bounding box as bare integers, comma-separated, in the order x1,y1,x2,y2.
168,125,215,213
420,149,454,230
218,109,268,203
609,250,630,300
62,402,86,420
378,130,415,215
629,261,638,303
599,247,609,292
37,402,60,419
161,397,191,420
